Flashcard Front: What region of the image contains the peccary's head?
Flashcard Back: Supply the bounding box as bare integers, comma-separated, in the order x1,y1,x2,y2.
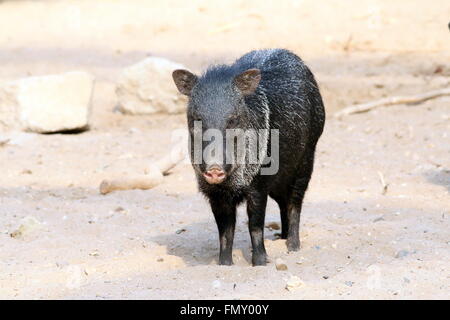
173,66,269,187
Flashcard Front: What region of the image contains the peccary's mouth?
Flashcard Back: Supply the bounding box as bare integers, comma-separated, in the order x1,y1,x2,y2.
203,166,227,184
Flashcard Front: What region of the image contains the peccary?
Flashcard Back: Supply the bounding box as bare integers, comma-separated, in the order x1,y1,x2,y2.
172,49,325,266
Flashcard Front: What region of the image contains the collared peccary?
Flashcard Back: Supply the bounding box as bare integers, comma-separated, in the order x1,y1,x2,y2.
172,49,325,266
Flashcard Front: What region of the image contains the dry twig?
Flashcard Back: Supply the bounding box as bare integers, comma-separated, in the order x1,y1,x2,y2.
335,88,450,118
99,146,185,195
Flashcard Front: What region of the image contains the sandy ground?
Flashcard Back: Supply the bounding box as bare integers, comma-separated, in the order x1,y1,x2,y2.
0,0,449,299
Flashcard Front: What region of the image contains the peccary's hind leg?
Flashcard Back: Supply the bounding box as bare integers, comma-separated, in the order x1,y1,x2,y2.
286,201,303,251
273,197,289,239
287,149,316,252
247,190,268,266
210,198,236,265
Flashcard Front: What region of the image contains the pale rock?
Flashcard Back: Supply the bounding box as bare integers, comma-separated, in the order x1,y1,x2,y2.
116,57,188,115
0,82,19,131
0,72,94,133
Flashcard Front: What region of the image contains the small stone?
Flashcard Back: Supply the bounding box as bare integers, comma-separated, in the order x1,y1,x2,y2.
114,206,128,215
89,250,99,257
10,216,43,239
344,281,354,287
286,276,305,291
373,216,385,223
275,258,288,271
176,228,186,234
212,280,221,289
266,222,281,230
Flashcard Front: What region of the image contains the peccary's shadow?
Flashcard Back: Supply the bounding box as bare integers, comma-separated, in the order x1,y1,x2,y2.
424,168,450,192
149,208,283,267
149,221,251,266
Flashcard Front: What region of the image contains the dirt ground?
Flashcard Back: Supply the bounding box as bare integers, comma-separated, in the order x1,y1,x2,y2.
0,0,449,299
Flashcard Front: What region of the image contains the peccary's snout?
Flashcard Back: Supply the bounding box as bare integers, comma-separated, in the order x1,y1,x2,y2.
203,165,226,184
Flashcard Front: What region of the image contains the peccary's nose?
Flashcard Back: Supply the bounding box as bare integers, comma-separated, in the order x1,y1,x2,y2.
203,166,226,184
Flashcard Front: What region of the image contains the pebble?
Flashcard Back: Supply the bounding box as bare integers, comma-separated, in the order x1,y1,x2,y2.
89,250,99,257
373,216,385,223
114,206,128,215
212,280,221,289
275,258,288,271
266,222,281,230
344,281,354,287
286,276,305,291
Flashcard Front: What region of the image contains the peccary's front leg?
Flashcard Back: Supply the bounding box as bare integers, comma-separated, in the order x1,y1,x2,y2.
247,191,268,266
210,199,236,266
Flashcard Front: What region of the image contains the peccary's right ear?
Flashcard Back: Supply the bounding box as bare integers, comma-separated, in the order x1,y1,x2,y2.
234,69,261,95
172,69,197,96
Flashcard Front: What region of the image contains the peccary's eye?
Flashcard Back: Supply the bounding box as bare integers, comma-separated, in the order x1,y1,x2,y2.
191,115,202,123
227,116,239,128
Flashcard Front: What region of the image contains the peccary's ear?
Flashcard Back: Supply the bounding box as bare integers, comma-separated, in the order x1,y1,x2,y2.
234,68,261,95
172,69,198,96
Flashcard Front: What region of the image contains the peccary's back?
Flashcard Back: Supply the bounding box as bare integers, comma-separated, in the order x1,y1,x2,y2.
237,49,325,184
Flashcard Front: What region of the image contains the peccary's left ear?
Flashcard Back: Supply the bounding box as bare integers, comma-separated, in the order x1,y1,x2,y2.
172,69,198,96
234,68,261,95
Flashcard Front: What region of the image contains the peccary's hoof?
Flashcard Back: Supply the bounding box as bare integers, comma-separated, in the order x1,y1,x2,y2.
252,254,268,266
218,258,233,266
286,240,300,252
